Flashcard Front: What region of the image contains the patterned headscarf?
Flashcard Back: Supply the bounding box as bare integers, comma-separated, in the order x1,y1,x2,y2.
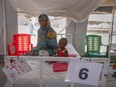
38,14,51,28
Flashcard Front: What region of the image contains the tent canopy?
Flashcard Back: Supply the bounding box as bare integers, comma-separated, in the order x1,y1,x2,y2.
9,0,104,23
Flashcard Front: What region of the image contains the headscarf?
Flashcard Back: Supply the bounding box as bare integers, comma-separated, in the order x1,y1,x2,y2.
38,14,51,29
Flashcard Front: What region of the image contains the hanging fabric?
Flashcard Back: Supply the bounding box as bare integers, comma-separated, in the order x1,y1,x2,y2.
9,0,104,23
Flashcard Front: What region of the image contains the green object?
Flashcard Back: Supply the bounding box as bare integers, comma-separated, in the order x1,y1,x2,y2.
85,35,109,58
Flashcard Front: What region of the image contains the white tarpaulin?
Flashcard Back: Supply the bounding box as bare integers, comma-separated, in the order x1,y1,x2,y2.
0,0,4,54
0,0,18,55
9,0,104,22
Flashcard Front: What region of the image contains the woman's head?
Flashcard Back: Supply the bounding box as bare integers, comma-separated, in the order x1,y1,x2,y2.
59,38,68,49
38,14,50,27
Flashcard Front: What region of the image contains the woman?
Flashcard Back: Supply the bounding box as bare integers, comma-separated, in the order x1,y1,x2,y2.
27,14,58,56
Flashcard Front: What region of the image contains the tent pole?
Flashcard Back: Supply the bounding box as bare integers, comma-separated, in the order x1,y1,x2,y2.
109,0,116,52
3,0,7,56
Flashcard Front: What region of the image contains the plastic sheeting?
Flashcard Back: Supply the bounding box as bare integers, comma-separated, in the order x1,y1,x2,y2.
0,0,4,54
0,0,18,55
9,0,103,23
66,20,88,56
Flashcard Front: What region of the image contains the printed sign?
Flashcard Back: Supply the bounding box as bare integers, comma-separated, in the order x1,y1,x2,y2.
3,59,32,83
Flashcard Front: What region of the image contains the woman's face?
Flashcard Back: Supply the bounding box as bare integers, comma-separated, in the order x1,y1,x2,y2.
39,20,48,27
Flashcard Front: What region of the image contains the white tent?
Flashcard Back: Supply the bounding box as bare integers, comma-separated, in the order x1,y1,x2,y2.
9,0,103,22
0,0,115,56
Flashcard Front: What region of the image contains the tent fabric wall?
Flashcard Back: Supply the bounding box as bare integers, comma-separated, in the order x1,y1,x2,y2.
0,0,18,55
0,0,4,55
66,20,88,56
66,20,76,46
9,0,103,23
5,0,18,55
5,0,18,44
101,0,115,6
75,20,88,56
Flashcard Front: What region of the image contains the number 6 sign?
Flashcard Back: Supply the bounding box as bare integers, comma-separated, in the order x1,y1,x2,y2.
65,59,103,86
79,68,89,80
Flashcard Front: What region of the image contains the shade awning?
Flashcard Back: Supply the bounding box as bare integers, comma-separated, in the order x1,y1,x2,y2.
9,0,104,23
